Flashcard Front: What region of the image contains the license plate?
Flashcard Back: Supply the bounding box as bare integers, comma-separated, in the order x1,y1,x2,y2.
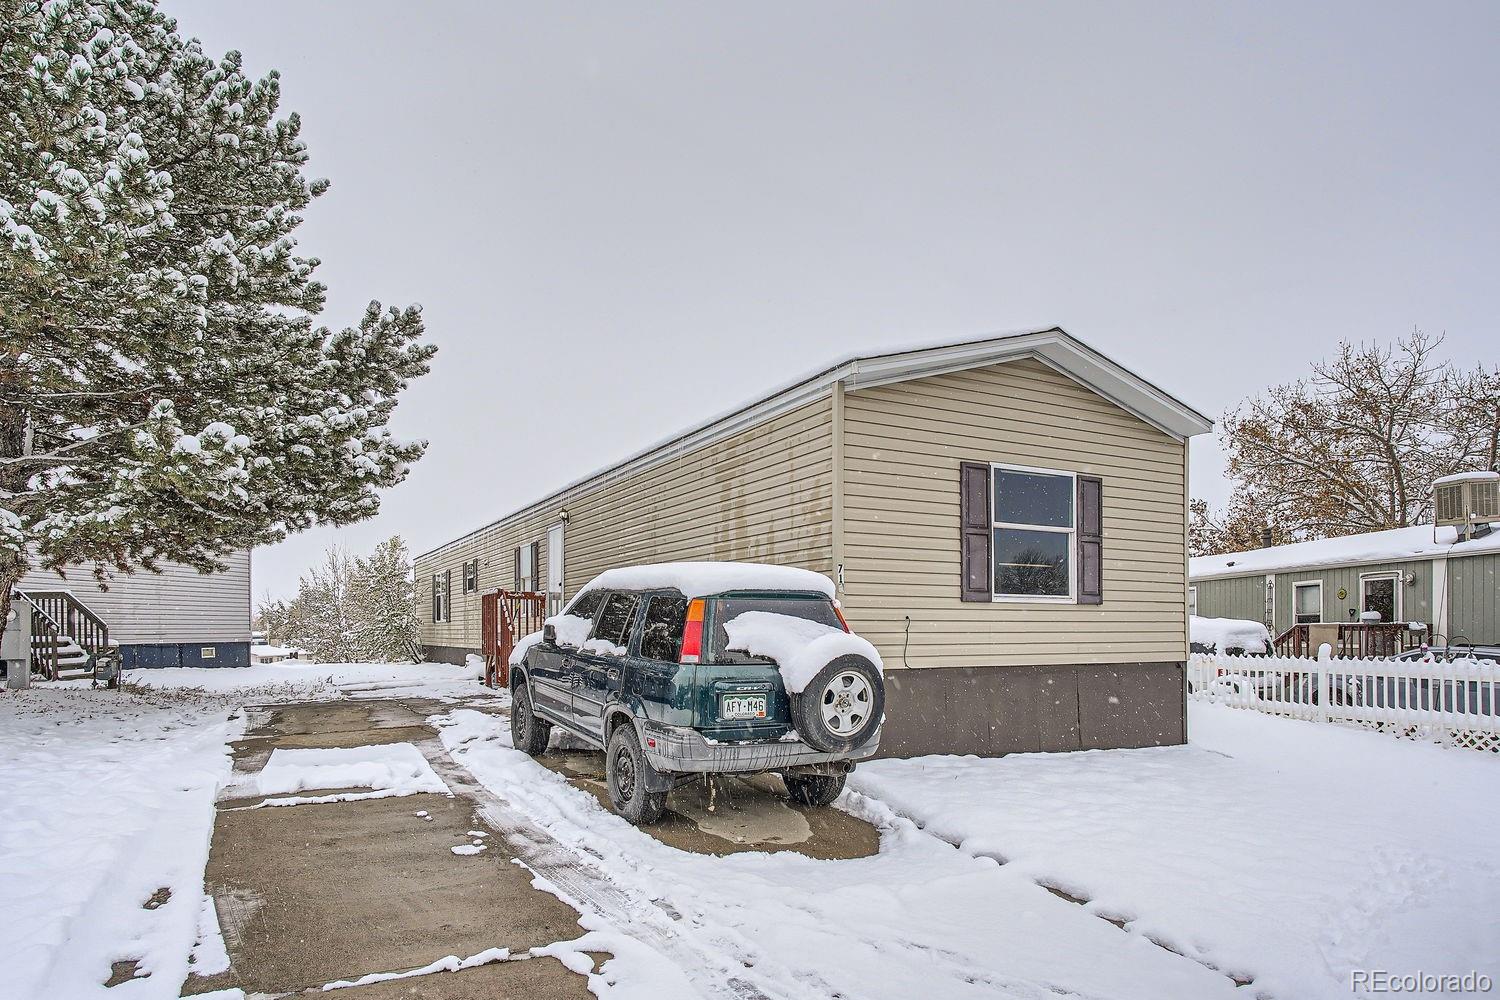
720,694,767,720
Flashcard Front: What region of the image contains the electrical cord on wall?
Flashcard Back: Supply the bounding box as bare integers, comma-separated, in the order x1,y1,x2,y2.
902,615,911,668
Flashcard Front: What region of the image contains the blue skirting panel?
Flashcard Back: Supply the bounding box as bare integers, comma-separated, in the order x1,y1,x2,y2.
120,641,252,669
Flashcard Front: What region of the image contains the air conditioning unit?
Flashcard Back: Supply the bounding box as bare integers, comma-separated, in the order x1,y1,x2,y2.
1433,471,1500,538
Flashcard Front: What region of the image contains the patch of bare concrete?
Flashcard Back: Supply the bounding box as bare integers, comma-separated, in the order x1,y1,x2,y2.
330,954,597,998
202,698,602,996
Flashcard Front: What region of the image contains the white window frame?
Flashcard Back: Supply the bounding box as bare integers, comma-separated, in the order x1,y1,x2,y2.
1359,571,1402,623
1292,580,1322,625
990,462,1077,604
1188,585,1198,617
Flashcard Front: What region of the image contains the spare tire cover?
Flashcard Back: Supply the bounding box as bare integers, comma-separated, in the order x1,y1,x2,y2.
790,654,884,753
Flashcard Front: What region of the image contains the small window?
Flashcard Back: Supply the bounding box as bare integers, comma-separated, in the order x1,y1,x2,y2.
431,573,445,622
640,596,689,662
462,559,478,593
589,593,640,655
201,646,217,659
1293,581,1322,625
992,465,1075,599
515,543,537,592
1188,586,1198,617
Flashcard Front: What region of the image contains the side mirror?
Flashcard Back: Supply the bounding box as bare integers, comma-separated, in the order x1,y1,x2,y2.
543,623,557,645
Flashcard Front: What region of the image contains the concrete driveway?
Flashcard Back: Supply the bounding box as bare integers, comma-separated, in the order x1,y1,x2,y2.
190,695,879,997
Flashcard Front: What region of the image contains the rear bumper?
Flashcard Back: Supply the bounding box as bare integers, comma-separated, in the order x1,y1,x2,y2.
640,721,879,774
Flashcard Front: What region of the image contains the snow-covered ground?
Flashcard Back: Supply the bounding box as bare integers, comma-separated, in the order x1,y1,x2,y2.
0,662,487,1000
4,664,1495,1000
851,703,1500,1000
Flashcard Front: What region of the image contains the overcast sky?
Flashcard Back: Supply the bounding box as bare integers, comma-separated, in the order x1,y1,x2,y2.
168,1,1499,603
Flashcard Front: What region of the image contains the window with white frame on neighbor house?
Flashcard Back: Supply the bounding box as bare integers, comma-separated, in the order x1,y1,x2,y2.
991,464,1075,599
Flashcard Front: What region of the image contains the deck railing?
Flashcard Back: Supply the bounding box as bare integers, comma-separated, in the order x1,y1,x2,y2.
1272,622,1425,659
11,587,112,681
480,589,548,688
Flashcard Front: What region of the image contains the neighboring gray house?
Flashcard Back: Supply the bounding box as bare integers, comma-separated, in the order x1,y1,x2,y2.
16,551,254,669
1190,521,1500,648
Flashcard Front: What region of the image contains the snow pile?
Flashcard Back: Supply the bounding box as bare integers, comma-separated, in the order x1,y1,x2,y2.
124,661,496,704
1189,615,1271,653
721,611,882,693
576,561,834,599
253,743,447,799
435,708,1240,1000
509,612,596,665
463,653,486,680
850,703,1500,1000
1191,522,1500,579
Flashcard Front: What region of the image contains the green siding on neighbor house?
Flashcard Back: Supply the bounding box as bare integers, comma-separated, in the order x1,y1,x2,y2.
1275,561,1430,634
1448,553,1500,644
1193,552,1500,642
1191,575,1265,625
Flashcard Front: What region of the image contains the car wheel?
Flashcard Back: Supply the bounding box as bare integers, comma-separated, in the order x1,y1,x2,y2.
606,724,667,825
791,655,884,753
510,682,551,756
782,771,846,808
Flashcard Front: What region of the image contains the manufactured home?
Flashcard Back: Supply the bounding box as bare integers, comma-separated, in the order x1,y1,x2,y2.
415,328,1212,756
1190,496,1500,654
15,551,254,672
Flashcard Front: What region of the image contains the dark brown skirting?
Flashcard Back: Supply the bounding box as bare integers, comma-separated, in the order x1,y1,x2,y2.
877,661,1186,758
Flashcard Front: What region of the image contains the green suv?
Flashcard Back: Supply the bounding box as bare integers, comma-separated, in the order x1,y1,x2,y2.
508,562,885,824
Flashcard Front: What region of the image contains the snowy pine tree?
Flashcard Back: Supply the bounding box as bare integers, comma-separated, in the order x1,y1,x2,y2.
348,536,422,663
0,1,436,624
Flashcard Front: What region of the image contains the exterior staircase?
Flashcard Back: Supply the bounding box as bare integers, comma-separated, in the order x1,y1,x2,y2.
10,587,113,681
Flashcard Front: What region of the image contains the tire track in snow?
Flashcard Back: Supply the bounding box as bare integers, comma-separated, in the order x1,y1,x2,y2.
840,789,1264,996
415,718,809,1000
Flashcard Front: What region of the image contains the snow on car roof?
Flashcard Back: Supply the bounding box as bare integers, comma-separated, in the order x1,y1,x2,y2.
575,561,835,599
1190,523,1500,580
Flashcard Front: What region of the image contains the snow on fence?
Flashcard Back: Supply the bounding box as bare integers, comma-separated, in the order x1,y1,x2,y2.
1188,650,1500,752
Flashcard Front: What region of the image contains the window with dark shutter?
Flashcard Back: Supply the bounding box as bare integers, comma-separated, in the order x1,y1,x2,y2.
1076,475,1104,605
443,570,452,620
432,574,441,622
959,462,992,602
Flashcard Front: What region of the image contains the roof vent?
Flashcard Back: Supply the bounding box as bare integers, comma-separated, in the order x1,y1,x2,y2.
1433,471,1500,541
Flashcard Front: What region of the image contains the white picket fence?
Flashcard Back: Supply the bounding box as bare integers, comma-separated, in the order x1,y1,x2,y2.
1188,650,1500,752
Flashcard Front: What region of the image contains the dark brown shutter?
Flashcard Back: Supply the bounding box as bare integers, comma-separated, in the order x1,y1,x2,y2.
959,461,992,602
1077,475,1103,605
513,546,521,590
529,541,540,592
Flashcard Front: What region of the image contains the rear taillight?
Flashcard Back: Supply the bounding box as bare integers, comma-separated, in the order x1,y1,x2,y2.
832,603,850,632
679,599,705,663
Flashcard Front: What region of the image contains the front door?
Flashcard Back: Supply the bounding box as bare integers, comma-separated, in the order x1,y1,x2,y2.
1361,573,1399,624
571,591,640,739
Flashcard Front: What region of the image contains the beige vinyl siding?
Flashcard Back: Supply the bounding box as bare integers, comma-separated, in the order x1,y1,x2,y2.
18,551,253,644
840,357,1188,668
415,398,834,652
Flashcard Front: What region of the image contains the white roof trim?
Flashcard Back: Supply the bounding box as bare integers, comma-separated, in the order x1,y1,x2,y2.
417,327,1210,560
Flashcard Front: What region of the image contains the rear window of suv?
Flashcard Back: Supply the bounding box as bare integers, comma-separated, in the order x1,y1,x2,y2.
710,596,843,664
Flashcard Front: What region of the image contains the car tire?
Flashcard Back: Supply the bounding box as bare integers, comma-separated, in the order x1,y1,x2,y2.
510,682,551,756
790,654,884,753
782,771,847,808
606,723,667,825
